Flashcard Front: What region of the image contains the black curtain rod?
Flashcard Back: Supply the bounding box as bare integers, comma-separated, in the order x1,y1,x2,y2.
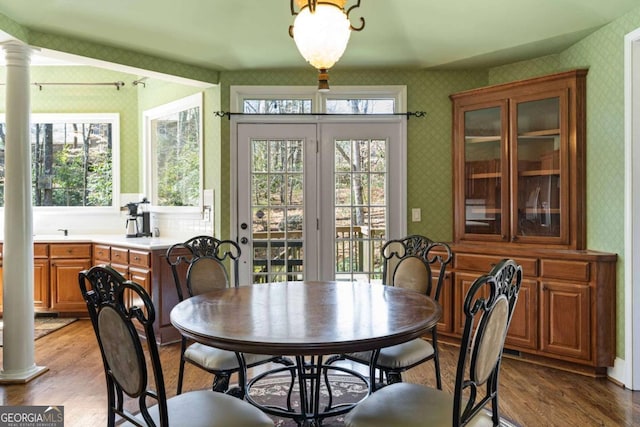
214,111,426,120
0,81,126,90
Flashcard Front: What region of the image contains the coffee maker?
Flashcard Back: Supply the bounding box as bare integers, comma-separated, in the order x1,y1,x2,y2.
125,198,152,238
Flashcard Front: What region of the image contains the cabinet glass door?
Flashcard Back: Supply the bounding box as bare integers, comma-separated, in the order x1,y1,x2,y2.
460,103,507,240
512,91,568,243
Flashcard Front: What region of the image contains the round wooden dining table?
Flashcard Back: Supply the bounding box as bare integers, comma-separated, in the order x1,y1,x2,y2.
170,280,441,426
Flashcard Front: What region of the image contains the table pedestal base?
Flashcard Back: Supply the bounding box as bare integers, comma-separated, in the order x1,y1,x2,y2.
246,355,369,426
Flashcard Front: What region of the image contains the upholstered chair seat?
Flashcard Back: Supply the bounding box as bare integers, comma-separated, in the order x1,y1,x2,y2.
344,382,496,427
120,390,274,427
184,344,275,371
347,338,435,370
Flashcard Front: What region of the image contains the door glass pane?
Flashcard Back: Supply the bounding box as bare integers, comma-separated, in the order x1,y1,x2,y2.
251,138,304,283
463,107,503,236
334,138,386,283
516,97,561,238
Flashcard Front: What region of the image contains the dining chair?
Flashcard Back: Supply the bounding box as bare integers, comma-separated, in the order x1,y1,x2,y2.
344,258,522,427
328,235,452,389
166,235,293,396
78,264,274,427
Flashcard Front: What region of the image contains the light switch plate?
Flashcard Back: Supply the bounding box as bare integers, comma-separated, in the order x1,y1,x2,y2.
412,208,421,222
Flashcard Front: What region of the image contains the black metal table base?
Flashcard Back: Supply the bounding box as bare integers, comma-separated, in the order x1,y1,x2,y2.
245,355,369,426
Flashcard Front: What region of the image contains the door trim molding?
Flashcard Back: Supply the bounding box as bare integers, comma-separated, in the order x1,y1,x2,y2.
624,26,640,390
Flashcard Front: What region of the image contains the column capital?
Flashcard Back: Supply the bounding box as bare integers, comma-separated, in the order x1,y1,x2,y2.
2,40,32,67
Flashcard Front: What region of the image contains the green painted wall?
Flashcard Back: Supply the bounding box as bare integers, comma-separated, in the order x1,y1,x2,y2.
217,69,488,240
486,5,640,359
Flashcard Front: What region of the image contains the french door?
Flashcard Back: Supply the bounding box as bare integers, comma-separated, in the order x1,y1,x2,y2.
234,120,405,284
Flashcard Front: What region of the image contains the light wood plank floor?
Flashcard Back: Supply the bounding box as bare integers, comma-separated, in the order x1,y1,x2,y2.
0,319,638,426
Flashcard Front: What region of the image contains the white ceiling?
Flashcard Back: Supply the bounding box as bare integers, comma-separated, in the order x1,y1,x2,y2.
0,0,638,71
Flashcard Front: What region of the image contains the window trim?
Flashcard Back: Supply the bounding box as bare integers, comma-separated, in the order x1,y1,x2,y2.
0,112,121,212
142,92,203,213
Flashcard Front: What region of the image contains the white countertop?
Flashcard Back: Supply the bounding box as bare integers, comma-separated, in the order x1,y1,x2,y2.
24,234,189,250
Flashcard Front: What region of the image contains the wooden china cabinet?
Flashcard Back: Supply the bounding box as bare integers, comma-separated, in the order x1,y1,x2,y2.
447,70,617,375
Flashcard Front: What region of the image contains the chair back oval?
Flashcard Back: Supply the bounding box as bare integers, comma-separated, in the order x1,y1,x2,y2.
98,305,146,396
471,294,509,384
381,235,452,301
187,256,230,295
392,256,431,294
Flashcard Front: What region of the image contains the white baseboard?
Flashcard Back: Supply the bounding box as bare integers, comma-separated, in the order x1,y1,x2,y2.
607,357,626,387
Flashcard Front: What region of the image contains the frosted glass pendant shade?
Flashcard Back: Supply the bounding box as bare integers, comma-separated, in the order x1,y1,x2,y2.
292,4,351,70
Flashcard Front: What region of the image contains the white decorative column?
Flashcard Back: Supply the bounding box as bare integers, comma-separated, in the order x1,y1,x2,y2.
0,41,47,383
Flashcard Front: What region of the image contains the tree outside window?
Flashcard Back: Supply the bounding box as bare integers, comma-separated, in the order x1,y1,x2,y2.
145,93,202,208
0,114,118,207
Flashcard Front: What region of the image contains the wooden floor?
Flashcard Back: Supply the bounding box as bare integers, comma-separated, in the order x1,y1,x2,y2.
0,319,638,426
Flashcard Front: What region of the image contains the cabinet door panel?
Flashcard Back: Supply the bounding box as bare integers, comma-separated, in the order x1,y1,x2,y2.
436,272,452,333
453,272,490,335
51,258,92,311
540,280,590,360
454,101,509,243
511,89,570,245
505,279,538,349
33,258,50,310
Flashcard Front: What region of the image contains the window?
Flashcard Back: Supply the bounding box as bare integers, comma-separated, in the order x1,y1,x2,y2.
144,93,203,209
0,113,119,208
232,86,405,115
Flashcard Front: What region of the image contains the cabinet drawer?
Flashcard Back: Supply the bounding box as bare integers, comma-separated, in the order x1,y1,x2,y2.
34,243,48,258
110,247,129,264
541,259,590,282
50,243,92,259
94,244,111,262
455,253,538,277
129,250,150,268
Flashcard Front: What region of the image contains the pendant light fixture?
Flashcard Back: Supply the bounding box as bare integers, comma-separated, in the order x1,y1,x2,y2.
289,0,365,91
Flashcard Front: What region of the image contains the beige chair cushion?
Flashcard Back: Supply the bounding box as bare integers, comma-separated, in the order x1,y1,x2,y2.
345,382,495,427
346,338,434,369
393,256,430,294
185,343,275,371
473,296,509,384
121,389,274,427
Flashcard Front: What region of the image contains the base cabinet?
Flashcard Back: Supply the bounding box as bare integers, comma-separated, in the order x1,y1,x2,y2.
446,244,616,374
92,243,179,344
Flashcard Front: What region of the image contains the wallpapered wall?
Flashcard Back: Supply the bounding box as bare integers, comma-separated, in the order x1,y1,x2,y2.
487,5,640,358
